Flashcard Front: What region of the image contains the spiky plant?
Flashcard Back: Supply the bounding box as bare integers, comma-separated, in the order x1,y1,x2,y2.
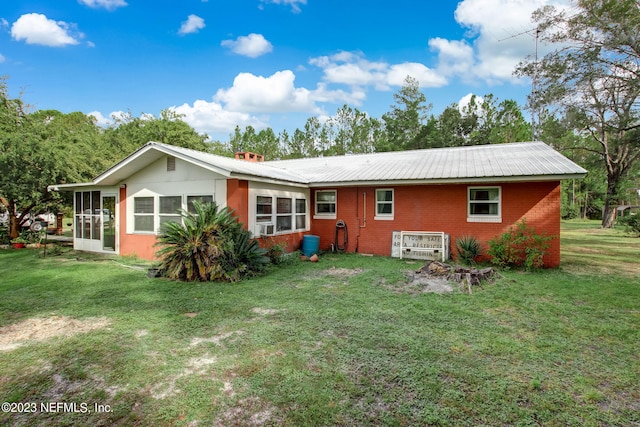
155,201,269,282
455,235,482,266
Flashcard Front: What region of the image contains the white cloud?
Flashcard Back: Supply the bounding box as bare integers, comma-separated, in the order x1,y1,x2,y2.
387,63,448,88
170,100,267,135
429,38,474,77
259,0,307,13
78,0,127,10
214,70,316,113
221,33,273,58
0,54,5,63
178,14,205,35
430,0,570,84
310,51,446,90
11,13,81,47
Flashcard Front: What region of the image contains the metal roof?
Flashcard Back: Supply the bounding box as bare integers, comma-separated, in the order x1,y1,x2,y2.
53,141,586,191
265,141,587,186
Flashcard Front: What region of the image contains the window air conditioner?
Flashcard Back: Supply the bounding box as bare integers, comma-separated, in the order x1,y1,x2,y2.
255,223,275,236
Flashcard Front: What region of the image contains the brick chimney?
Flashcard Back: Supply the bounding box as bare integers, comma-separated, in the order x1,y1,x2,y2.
234,151,265,162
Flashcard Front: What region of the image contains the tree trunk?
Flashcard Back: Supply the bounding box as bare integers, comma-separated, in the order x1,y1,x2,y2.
601,175,620,228
9,212,20,240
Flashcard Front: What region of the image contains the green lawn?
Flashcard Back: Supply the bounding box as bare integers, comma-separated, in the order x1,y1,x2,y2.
1,220,639,426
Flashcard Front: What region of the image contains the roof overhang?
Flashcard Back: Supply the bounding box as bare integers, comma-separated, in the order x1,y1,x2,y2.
93,143,234,186
307,173,588,188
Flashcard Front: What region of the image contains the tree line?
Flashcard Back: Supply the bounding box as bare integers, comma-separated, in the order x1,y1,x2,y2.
1,0,639,237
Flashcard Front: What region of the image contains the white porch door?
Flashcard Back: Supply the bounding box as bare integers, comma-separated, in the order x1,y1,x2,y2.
74,191,117,253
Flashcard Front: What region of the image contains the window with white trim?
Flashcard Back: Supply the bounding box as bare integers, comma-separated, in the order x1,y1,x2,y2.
132,194,214,233
159,196,182,227
254,195,307,233
134,197,155,232
276,197,292,232
468,187,501,222
315,190,336,217
295,198,306,229
187,195,214,213
375,189,394,219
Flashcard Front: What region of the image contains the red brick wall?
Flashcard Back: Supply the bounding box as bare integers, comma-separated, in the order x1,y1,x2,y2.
309,181,562,267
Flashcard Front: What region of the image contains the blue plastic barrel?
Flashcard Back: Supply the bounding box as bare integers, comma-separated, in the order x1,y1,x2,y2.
301,235,320,257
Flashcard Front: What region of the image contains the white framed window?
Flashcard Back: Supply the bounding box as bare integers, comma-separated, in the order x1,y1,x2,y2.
159,196,182,227
134,197,155,232
131,194,214,233
256,196,273,223
254,194,307,234
295,198,306,230
315,190,336,219
276,197,293,232
375,189,394,220
468,186,502,223
187,195,214,213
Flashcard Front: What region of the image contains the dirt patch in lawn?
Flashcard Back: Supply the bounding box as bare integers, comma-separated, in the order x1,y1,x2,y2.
0,315,112,352
323,267,364,278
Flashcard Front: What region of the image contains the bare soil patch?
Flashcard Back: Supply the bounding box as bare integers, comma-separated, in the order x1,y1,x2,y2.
0,315,111,352
323,267,364,278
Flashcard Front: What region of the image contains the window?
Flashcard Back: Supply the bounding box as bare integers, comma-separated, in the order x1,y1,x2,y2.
315,190,336,216
295,198,306,230
256,196,273,223
134,197,155,232
468,187,501,222
74,191,101,240
187,195,213,213
254,194,308,234
276,197,292,231
375,189,394,219
131,194,215,233
159,196,182,227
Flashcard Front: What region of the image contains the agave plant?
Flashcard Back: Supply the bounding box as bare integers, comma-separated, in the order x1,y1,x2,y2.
155,201,269,282
455,235,482,266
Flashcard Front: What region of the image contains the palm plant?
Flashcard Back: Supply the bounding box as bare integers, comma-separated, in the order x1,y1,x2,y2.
155,201,269,282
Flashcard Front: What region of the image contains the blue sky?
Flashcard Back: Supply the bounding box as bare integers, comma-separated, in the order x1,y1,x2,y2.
0,0,566,141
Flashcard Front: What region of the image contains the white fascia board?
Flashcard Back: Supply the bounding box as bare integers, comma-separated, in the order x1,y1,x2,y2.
93,143,233,185
307,173,587,188
47,182,95,192
230,173,309,188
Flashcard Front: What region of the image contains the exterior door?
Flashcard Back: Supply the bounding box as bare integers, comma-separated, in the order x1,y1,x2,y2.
102,195,116,252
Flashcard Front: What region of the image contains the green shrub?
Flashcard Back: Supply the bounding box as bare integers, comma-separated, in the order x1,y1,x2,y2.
262,237,287,265
618,214,640,237
155,201,269,282
487,220,554,270
455,235,481,265
0,226,9,245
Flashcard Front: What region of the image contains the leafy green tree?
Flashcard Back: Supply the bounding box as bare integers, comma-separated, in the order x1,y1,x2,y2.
0,80,103,238
323,105,381,155
517,0,640,227
103,109,211,157
379,76,431,151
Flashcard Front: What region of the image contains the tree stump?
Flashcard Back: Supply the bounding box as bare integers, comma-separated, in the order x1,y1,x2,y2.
415,261,495,293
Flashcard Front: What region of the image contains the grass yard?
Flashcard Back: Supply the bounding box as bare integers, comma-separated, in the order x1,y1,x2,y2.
0,220,639,426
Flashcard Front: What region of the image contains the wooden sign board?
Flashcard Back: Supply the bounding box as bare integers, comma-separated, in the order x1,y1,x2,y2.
391,231,450,261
